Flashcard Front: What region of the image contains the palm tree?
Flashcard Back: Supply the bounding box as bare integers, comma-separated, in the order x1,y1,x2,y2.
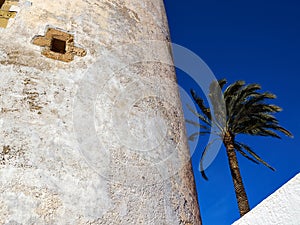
187,79,293,217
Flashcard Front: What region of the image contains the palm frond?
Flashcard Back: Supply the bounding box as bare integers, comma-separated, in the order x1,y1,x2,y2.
224,81,245,109
252,104,282,113
227,83,261,120
191,90,212,121
236,142,275,171
234,143,259,164
253,113,278,124
257,128,281,138
200,139,219,180
218,78,227,89
224,80,245,97
235,103,281,123
264,124,293,137
228,92,278,126
233,117,292,139
188,131,211,141
234,125,281,138
185,119,210,131
245,92,277,107
208,80,227,128
230,103,283,133
187,104,212,126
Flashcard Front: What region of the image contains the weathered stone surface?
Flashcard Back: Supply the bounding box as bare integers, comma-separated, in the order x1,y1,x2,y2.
0,0,201,224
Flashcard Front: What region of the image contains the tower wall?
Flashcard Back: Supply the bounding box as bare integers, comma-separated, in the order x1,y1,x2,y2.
0,0,201,224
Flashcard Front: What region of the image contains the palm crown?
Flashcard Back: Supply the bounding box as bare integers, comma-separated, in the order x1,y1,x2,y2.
188,79,293,216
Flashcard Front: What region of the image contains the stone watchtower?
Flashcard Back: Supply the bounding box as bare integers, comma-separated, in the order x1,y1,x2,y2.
0,0,201,224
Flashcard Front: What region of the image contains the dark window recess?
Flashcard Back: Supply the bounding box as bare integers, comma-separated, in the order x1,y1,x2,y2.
0,0,5,8
50,38,66,54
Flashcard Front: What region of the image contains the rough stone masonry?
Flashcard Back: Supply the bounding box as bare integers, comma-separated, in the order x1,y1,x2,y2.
0,0,201,224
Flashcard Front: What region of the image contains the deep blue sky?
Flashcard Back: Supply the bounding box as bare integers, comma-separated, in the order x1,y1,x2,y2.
164,0,300,224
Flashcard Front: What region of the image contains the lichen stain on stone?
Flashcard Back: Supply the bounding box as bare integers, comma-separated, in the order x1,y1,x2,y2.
22,77,47,114
0,144,31,168
1,108,18,113
0,48,52,71
2,145,10,154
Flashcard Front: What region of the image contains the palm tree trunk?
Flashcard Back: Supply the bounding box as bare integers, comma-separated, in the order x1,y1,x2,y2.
223,132,250,217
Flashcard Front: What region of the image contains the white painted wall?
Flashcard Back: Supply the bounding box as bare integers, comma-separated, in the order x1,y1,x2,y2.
233,173,300,225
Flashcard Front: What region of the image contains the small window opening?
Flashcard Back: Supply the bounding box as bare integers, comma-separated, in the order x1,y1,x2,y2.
0,0,5,8
50,38,66,54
